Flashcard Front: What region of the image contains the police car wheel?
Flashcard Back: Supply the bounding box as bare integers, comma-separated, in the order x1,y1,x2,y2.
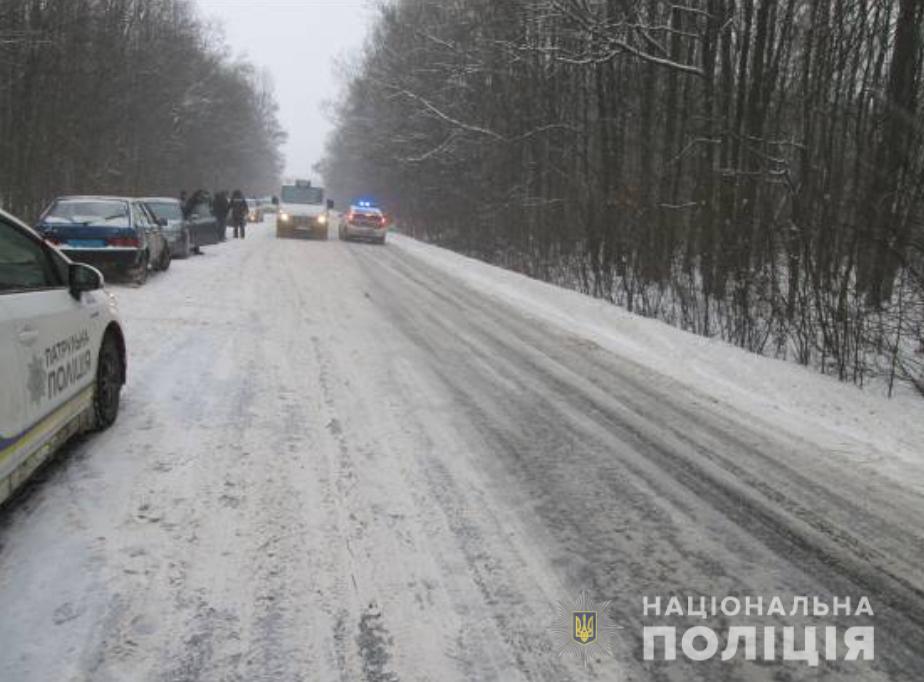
160,246,171,271
93,334,122,430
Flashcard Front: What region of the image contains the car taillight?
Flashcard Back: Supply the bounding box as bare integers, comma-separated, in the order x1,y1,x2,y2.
108,236,139,247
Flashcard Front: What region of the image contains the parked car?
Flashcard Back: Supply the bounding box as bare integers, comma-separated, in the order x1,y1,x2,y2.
35,196,170,284
260,196,277,214
339,202,388,244
0,208,126,506
141,197,192,258
247,196,264,223
182,190,221,250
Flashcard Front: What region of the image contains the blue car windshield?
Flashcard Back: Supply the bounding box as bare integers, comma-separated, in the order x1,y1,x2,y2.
44,200,130,227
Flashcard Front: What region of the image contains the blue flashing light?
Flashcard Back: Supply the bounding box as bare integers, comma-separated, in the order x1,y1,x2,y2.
355,198,377,208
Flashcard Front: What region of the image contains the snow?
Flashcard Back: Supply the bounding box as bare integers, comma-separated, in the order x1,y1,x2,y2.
0,221,921,681
390,232,924,491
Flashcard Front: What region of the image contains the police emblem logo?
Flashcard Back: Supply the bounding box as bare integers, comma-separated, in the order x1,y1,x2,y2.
573,611,596,644
549,590,622,668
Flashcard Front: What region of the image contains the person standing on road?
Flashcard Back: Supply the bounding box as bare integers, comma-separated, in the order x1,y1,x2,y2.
212,190,230,242
229,190,248,239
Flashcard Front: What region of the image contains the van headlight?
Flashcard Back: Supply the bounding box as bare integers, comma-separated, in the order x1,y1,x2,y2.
317,214,327,225
279,212,290,222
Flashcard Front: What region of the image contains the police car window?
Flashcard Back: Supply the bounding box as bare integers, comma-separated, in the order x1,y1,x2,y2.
0,220,61,292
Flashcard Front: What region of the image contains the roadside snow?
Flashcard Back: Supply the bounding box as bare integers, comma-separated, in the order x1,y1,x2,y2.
390,233,924,489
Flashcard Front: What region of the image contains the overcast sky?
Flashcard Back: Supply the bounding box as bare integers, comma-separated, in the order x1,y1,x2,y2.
196,0,376,182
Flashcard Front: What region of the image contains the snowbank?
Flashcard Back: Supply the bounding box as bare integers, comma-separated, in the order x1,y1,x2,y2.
390,233,924,488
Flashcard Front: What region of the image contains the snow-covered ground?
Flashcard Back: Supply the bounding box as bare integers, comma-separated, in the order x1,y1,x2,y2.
0,220,921,681
392,233,924,492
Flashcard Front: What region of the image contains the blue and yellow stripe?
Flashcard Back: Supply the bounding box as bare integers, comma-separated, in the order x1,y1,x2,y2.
0,386,95,471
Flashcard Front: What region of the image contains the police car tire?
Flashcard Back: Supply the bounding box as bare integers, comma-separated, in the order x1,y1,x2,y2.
93,334,122,430
160,246,171,271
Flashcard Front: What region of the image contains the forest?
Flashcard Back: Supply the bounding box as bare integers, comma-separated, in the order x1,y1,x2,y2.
322,0,924,394
0,0,285,220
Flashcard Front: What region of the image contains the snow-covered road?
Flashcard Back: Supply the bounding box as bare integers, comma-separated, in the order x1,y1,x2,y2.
0,220,922,681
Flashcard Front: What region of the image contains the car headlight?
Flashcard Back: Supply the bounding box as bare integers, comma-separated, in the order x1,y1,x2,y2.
317,214,327,225
279,212,290,221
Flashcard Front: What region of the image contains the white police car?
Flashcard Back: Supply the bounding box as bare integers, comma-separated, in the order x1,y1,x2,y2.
338,201,388,244
0,208,126,505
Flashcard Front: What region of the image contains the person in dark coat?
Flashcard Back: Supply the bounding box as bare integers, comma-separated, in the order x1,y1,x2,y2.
212,190,230,242
184,189,208,221
229,190,249,239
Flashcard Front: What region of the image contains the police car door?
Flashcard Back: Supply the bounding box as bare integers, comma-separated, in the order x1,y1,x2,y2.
0,215,98,457
0,295,26,469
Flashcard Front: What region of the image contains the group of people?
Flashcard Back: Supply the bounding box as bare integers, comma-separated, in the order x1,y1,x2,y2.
180,189,250,240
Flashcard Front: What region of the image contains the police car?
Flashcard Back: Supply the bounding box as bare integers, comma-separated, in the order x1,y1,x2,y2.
338,201,388,244
0,208,126,506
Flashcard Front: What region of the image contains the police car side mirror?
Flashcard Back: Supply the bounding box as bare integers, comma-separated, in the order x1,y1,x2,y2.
69,262,103,299
272,196,279,205
326,199,334,210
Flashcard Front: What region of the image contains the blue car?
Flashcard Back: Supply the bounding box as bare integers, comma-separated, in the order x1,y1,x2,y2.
35,196,170,284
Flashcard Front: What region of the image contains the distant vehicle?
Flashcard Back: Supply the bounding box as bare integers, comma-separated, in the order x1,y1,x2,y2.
182,191,221,250
35,196,170,284
140,197,192,258
246,197,264,223
0,208,126,506
260,196,277,214
339,201,388,244
276,180,333,240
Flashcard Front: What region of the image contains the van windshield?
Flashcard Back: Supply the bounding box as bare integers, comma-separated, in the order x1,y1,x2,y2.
281,186,323,204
